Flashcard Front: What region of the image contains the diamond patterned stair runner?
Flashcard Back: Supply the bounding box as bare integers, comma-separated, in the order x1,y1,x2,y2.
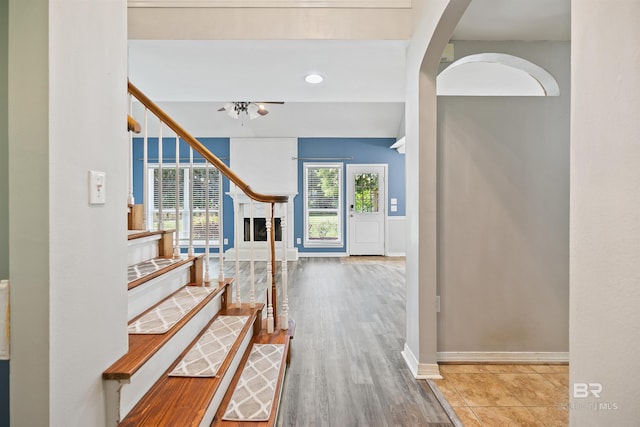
169,315,250,377
128,286,214,334
128,257,184,283
222,344,286,422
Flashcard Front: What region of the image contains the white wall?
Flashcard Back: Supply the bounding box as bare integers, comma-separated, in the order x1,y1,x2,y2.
9,0,129,425
403,0,470,377
571,1,640,424
436,41,570,356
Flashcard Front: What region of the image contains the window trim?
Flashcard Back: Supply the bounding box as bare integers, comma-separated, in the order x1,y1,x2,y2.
303,162,343,248
146,163,222,245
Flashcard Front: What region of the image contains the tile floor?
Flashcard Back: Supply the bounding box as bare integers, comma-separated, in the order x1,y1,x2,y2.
432,364,569,427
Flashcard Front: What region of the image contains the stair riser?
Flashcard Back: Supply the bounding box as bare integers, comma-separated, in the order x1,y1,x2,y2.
127,235,161,266
199,329,253,427
128,265,192,321
108,292,223,424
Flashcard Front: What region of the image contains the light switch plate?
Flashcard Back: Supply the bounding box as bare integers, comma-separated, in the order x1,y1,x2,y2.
390,198,398,205
89,170,106,205
390,205,397,212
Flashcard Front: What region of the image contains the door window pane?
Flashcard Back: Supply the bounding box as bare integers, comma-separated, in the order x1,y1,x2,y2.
354,173,379,213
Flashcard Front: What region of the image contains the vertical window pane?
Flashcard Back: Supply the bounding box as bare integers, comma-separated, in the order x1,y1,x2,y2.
149,164,221,243
304,163,342,246
354,173,379,213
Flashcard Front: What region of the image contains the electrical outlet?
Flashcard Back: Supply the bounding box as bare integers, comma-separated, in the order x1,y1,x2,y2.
223,238,228,245
296,237,301,245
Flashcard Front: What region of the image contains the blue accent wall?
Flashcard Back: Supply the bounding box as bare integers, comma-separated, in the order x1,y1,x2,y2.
132,137,235,251
295,138,405,253
132,137,405,256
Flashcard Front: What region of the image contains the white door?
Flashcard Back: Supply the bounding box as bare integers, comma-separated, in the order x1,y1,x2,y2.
347,164,386,255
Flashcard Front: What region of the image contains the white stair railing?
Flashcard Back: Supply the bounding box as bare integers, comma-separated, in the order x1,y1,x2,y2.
203,162,211,284
173,135,180,258
249,200,256,308
157,123,164,231
280,203,288,329
129,81,290,332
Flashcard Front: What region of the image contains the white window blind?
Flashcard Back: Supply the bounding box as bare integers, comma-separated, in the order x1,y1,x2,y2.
148,164,222,243
304,163,342,247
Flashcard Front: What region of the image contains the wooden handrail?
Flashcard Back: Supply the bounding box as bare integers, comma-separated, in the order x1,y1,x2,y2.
128,115,141,133
127,81,289,204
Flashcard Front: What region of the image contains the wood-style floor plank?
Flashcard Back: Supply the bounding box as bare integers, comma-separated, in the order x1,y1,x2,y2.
212,257,453,427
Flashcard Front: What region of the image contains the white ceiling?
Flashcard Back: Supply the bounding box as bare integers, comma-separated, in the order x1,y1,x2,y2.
128,0,570,138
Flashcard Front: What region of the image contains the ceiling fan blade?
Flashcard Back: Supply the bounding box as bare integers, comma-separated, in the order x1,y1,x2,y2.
254,101,285,105
217,107,226,111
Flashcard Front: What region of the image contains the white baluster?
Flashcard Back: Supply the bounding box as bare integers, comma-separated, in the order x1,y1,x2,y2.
249,199,255,308
128,95,135,205
203,162,211,284
233,186,241,307
158,124,163,231
142,108,148,230
187,147,194,256
280,202,289,330
265,203,274,334
173,135,180,259
218,171,224,283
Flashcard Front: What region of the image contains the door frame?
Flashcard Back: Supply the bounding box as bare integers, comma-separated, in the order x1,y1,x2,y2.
346,163,388,256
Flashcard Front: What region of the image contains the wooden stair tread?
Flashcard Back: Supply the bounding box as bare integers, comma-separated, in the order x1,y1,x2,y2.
213,325,294,427
118,304,264,427
104,279,232,381
128,256,196,291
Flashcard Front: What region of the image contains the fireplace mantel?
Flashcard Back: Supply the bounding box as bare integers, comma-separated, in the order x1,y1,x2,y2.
225,190,298,261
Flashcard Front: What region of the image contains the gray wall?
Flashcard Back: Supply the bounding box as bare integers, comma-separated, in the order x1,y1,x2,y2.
437,41,570,354
1,0,8,280
1,0,9,425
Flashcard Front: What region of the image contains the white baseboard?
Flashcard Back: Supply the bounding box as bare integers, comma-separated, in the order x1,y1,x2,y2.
298,252,347,258
385,251,406,257
401,343,442,379
437,351,569,364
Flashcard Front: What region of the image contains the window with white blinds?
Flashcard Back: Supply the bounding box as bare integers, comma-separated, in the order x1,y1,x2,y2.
304,163,343,247
148,164,222,244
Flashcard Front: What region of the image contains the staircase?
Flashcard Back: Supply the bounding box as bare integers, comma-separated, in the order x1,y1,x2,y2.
102,84,293,426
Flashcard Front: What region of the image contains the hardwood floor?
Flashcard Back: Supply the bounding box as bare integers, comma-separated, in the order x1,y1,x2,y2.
212,256,453,427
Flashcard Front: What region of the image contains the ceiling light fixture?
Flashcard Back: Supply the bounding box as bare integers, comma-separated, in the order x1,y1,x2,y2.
217,101,284,125
305,74,324,84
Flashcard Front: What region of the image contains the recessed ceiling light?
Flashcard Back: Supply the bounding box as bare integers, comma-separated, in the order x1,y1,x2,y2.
305,74,324,84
